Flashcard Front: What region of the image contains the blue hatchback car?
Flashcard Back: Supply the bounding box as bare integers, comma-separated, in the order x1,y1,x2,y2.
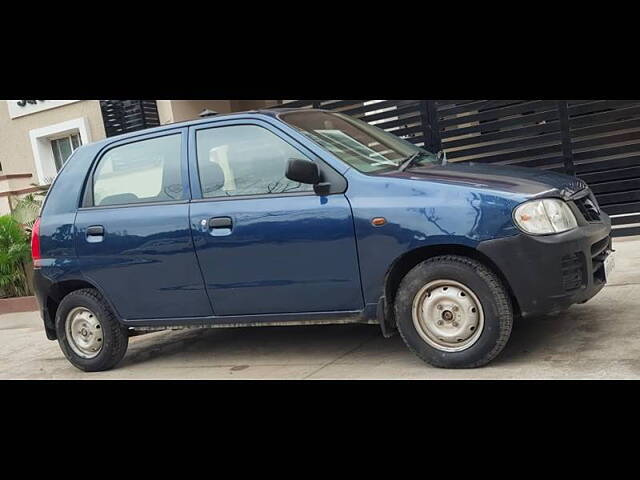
31,109,614,371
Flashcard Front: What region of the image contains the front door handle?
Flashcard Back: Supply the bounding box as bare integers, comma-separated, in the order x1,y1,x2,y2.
209,217,232,229
206,217,233,236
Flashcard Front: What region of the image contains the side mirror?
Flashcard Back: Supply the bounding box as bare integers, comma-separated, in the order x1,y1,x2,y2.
286,158,321,185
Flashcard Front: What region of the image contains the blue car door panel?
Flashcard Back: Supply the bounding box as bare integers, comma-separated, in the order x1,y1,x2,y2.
74,128,212,320
75,204,212,320
190,195,362,315
188,120,363,316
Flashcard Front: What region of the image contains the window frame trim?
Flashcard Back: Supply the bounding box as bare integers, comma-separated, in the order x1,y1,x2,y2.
29,117,91,184
78,199,189,212
51,137,66,172
188,118,346,201
81,128,189,209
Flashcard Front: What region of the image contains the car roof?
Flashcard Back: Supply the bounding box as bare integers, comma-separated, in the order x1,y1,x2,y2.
88,108,327,149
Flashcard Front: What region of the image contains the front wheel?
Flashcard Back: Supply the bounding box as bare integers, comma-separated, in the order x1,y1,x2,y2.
55,288,129,372
394,255,513,368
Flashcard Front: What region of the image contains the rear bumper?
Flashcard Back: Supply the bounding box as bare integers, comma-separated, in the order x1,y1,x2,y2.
478,214,612,317
32,268,57,340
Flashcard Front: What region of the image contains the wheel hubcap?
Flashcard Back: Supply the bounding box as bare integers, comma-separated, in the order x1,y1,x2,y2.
65,307,103,359
412,279,484,352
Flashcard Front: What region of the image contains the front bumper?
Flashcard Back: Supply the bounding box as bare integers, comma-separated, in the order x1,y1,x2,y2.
478,213,612,317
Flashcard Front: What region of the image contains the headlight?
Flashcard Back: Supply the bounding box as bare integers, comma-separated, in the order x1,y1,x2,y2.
513,198,578,235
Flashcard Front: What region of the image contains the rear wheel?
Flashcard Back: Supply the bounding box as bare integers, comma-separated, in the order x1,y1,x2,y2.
55,288,128,372
394,255,513,368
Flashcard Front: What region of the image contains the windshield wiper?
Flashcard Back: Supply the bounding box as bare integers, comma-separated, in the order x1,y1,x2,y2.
398,152,423,172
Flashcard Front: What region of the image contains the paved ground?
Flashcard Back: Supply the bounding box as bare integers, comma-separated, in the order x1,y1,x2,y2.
2,236,639,380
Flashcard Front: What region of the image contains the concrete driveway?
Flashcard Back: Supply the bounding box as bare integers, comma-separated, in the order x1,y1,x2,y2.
2,236,639,380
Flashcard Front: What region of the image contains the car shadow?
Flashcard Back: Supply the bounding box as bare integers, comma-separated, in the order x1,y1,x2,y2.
118,323,380,369
493,303,609,366
117,302,609,372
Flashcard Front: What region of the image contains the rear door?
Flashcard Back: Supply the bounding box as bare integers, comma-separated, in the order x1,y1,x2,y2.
74,128,212,321
188,119,363,316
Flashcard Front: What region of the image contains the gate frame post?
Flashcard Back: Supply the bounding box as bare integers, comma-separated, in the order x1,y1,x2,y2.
420,100,442,153
558,100,576,176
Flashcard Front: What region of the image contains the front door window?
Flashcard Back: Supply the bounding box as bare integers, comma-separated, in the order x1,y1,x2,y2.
196,125,315,198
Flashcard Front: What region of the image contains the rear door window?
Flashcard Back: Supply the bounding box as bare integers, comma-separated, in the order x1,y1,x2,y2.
93,134,184,207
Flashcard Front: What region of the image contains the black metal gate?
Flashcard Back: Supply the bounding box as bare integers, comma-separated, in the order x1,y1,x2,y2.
99,100,160,138
275,100,640,237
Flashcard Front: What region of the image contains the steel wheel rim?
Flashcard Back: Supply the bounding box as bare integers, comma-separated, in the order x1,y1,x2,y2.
412,279,485,352
65,307,103,359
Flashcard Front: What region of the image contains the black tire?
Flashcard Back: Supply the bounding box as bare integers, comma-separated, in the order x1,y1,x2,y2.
394,255,513,369
55,288,128,372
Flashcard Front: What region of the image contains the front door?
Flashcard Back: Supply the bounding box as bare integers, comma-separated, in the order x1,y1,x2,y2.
74,129,212,321
189,121,363,316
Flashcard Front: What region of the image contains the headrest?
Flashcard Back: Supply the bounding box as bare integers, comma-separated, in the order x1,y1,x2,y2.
200,161,225,194
98,193,140,207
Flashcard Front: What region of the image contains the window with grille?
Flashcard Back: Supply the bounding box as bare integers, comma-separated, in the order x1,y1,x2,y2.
51,132,81,172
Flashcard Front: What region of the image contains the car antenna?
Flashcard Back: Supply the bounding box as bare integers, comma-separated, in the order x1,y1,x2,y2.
199,109,219,118
437,150,448,166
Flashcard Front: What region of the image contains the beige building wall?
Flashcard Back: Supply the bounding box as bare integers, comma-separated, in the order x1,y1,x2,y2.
157,100,281,125
231,100,281,111
1,99,281,181
0,100,107,214
0,100,106,181
0,99,282,214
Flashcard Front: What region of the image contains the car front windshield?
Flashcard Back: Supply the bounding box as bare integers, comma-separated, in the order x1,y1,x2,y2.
279,110,438,174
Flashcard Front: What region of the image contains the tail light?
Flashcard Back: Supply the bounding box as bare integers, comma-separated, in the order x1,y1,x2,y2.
31,217,41,266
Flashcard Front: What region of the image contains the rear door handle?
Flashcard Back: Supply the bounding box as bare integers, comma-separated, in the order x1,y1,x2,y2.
209,217,232,229
86,225,105,243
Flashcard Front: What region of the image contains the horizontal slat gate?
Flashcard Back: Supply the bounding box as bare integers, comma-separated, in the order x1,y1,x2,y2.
276,100,433,146
276,99,640,237
100,100,161,138
567,100,640,237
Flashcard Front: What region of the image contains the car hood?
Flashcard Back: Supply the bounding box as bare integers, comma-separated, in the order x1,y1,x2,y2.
380,162,588,200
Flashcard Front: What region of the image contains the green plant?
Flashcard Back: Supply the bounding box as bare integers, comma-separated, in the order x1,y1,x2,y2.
0,215,31,298
10,179,49,238
11,193,43,236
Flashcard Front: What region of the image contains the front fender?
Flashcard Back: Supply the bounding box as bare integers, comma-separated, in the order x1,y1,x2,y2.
346,172,521,306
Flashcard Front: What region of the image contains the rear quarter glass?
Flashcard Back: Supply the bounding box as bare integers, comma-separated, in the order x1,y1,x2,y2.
41,146,95,216
39,146,97,261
